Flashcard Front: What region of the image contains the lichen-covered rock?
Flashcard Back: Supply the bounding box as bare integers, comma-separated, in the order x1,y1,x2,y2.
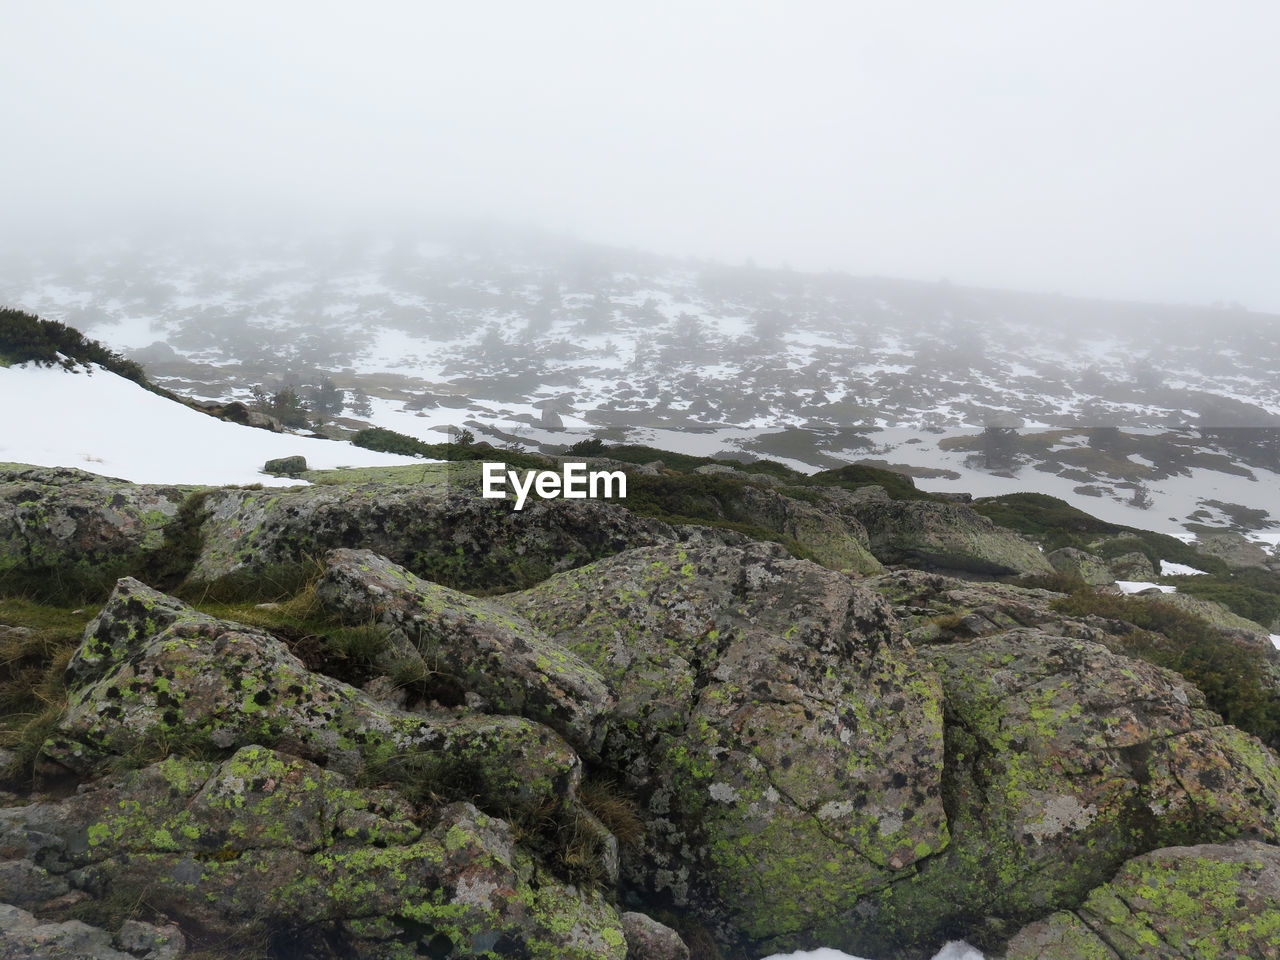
48,579,581,813
620,911,690,960
730,484,882,575
1046,547,1115,586
842,631,1280,955
505,542,948,951
1108,551,1157,581
849,498,1054,576
1004,840,1280,960
0,748,627,959
188,484,684,595
314,548,614,753
868,568,1070,643
0,466,188,596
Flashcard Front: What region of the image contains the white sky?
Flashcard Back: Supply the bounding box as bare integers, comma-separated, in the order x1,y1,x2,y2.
3,1,1279,310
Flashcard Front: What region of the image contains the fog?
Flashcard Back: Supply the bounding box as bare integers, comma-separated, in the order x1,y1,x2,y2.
4,1,1279,311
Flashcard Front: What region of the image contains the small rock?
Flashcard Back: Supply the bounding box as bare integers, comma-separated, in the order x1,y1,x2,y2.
621,911,689,960
262,455,307,477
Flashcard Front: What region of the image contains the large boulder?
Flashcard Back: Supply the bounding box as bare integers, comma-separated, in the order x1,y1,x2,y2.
46,578,581,813
0,466,189,597
849,496,1054,576
1046,546,1115,586
313,548,614,754
729,484,882,575
0,747,629,959
840,630,1280,955
504,542,948,951
187,485,685,596
1004,840,1280,959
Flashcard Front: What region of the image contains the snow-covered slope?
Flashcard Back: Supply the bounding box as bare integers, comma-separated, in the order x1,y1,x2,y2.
0,362,422,486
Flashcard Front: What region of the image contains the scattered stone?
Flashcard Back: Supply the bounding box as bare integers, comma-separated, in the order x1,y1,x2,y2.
262,455,307,476
621,911,689,960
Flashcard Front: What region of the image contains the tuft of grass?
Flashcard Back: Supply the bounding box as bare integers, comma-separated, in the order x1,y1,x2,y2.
577,775,644,850
0,598,93,778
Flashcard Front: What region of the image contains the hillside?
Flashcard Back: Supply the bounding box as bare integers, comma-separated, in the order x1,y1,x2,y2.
4,228,1278,543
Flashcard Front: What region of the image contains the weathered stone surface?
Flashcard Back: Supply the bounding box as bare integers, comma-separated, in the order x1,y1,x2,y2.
621,911,689,960
505,542,947,950
1107,551,1157,581
842,631,1280,955
0,748,627,959
0,467,187,593
1046,547,1115,586
849,498,1053,576
869,568,1070,643
1004,840,1280,960
1195,530,1273,570
188,484,684,594
314,548,614,753
0,903,138,960
48,579,581,813
732,484,882,575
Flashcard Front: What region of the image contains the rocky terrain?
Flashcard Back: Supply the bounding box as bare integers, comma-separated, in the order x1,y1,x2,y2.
2,448,1280,959
4,227,1280,539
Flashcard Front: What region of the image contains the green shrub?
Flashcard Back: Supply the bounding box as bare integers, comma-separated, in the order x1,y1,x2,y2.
807,463,941,501
0,307,152,388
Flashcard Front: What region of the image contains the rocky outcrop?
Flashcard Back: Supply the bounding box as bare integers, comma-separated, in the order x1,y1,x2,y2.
0,748,628,959
47,578,582,813
1108,551,1157,582
849,494,1054,576
732,483,882,575
313,548,613,753
839,630,1280,955
505,541,949,949
0,902,184,959
1004,840,1280,959
0,467,188,597
1046,546,1115,586
187,484,685,595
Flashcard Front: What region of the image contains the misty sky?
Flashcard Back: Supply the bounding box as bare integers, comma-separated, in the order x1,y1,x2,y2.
4,2,1279,311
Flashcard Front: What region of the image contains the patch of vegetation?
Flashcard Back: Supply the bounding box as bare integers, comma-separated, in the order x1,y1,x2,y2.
971,492,1121,550
603,444,803,480
1051,589,1280,746
351,426,547,470
807,462,942,501
1175,571,1280,629
0,307,155,388
0,599,94,778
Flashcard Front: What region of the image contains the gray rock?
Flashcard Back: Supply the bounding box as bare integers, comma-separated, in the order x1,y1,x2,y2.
840,629,1280,956
313,548,614,753
850,498,1054,576
0,903,136,959
1107,550,1156,581
621,911,689,960
1046,546,1115,585
505,541,947,950
0,750,626,959
1005,840,1280,960
0,467,187,595
48,579,582,815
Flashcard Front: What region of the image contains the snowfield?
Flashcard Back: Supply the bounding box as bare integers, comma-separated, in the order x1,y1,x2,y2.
0,362,424,486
